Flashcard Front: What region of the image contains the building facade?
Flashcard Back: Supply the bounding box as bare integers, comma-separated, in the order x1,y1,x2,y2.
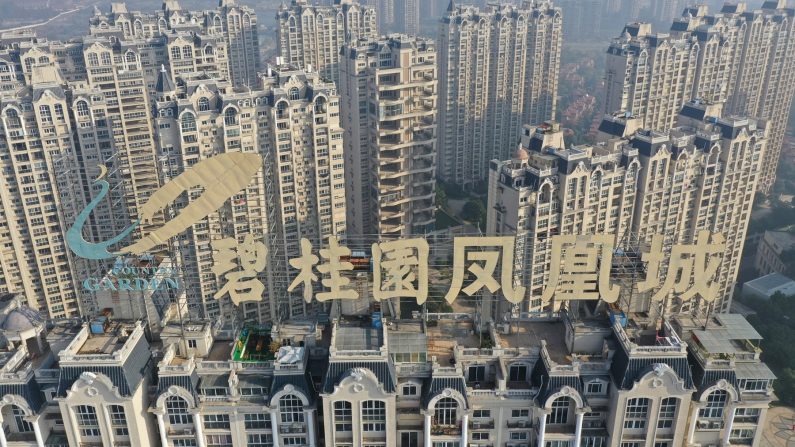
438,1,563,188
754,230,795,276
340,35,437,241
488,101,766,315
89,0,260,88
276,0,378,84
0,290,774,447
603,1,795,193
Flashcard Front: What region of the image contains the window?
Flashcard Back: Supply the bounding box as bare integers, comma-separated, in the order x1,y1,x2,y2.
362,400,386,431
402,384,418,396
473,409,491,418
583,437,607,447
729,428,755,443
182,46,193,59
511,409,529,418
174,440,198,447
39,105,52,123
289,88,300,100
181,113,197,133
171,46,181,60
657,398,678,429
188,339,198,349
741,379,768,392
76,101,90,118
166,396,192,425
108,405,126,426
11,406,33,433
87,53,99,66
279,394,304,423
247,433,273,447
434,398,458,426
468,365,485,382
204,414,230,429
623,398,649,429
510,432,527,440
198,97,210,112
75,405,98,427
585,381,605,395
509,364,528,381
244,413,270,430
549,397,571,424
699,390,727,419
100,52,112,66
224,108,238,126
206,434,232,447
334,401,352,431
400,431,419,447
283,437,306,446
472,432,489,440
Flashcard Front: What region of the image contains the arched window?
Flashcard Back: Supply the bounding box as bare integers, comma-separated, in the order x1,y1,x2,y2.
289,87,300,101
125,52,137,65
224,108,238,126
38,105,52,124
362,400,386,432
276,101,288,119
333,401,352,432
5,109,21,128
624,397,649,429
100,52,112,66
0,405,33,433
314,97,326,114
434,397,458,426
165,396,192,425
76,101,90,118
182,46,193,59
279,394,304,423
214,15,222,29
549,396,573,424
87,53,99,67
288,16,297,33
198,97,210,112
170,46,181,60
699,390,728,419
204,45,214,56
181,113,197,133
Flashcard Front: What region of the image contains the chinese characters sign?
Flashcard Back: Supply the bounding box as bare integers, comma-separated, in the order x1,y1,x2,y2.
213,231,725,307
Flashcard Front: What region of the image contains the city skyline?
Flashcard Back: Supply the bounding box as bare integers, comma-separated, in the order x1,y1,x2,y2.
0,1,791,446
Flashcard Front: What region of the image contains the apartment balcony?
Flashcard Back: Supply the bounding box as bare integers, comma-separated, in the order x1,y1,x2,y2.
413,130,434,142
279,423,306,434
468,419,495,430
431,424,461,436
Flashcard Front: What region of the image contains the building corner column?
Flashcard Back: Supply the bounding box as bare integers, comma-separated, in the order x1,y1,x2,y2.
154,411,169,447
460,413,468,447
270,409,281,447
574,409,585,447
192,410,206,447
305,409,316,447
30,416,44,447
723,405,736,446
537,410,548,447
424,413,432,447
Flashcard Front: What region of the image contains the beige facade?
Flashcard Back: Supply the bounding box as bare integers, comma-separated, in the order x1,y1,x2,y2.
438,1,563,187
488,101,765,315
340,35,437,241
276,0,377,84
89,0,259,88
603,2,795,194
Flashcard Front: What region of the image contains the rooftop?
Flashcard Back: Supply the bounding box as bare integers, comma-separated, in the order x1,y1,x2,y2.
497,321,566,360
745,272,795,293
426,319,479,365
689,314,762,355
77,321,139,355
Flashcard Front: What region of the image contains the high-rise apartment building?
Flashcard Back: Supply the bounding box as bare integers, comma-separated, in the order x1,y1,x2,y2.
260,65,348,319
152,70,269,321
438,1,562,187
276,0,377,84
152,64,346,322
0,39,132,318
488,100,766,315
88,0,260,88
604,1,795,193
340,35,437,240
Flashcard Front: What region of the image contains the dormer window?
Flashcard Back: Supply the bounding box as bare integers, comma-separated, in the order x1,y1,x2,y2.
585,380,606,395
402,384,418,396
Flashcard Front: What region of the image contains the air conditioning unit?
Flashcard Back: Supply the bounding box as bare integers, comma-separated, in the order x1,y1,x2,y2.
184,428,194,436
